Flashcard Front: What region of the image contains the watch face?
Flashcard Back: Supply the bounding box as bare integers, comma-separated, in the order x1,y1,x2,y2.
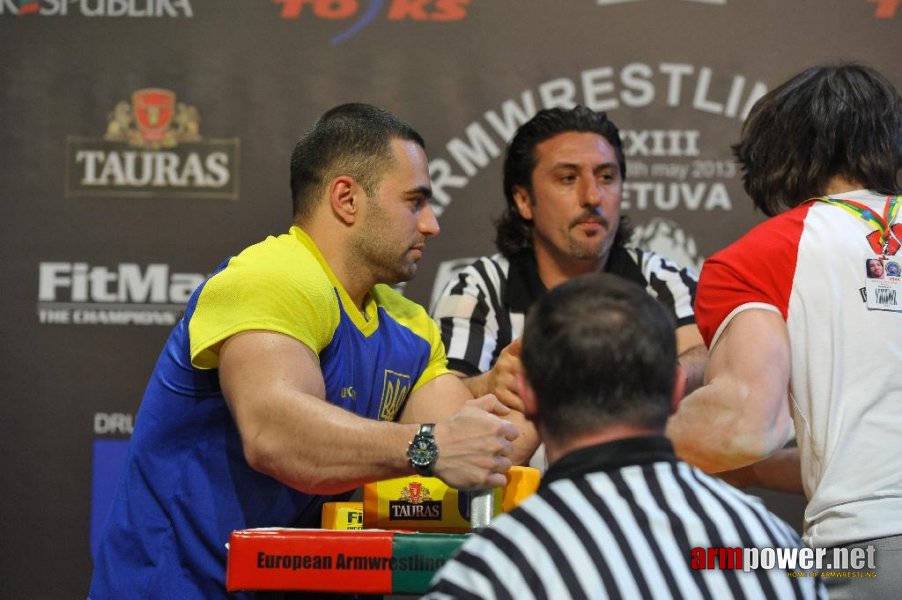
409,437,437,467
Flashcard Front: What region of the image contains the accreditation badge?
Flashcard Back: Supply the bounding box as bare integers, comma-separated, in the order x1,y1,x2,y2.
865,257,902,312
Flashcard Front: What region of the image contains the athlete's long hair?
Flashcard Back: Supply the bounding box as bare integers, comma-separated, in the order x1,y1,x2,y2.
734,63,902,216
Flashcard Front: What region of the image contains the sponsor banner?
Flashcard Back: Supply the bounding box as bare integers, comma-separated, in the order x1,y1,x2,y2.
321,502,364,530
363,475,502,533
227,529,395,593
0,0,194,17
225,528,466,594
270,0,471,45
37,262,205,326
66,88,239,200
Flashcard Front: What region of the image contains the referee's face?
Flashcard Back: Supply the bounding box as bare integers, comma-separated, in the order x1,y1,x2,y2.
514,131,623,269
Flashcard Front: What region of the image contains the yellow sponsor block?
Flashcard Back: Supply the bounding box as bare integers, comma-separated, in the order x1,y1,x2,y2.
320,501,364,530
362,467,540,532
502,466,541,512
363,477,499,533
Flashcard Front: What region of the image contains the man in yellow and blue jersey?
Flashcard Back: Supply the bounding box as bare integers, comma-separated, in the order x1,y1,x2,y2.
89,103,538,600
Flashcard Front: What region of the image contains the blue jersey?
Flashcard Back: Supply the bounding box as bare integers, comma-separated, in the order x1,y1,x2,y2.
89,227,449,599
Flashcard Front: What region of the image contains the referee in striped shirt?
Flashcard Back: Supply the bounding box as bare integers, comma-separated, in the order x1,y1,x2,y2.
425,273,825,600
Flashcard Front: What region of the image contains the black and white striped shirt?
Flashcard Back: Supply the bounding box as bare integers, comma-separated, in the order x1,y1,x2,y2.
431,247,698,376
426,437,826,600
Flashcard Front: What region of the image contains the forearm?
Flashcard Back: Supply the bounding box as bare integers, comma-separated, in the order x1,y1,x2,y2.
237,390,419,495
718,447,803,494
667,379,792,472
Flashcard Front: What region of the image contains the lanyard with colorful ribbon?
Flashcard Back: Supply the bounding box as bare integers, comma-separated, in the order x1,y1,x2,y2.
812,195,902,256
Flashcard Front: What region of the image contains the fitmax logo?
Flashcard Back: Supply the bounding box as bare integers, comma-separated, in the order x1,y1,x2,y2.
37,262,205,326
272,0,470,45
39,262,202,304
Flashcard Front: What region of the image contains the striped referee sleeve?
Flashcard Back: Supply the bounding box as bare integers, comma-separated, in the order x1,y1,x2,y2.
637,249,698,326
433,257,510,374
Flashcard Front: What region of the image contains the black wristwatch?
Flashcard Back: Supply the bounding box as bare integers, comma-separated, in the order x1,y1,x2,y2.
407,423,438,476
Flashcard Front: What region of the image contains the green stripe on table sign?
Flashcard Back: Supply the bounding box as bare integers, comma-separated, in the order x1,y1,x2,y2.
391,532,469,594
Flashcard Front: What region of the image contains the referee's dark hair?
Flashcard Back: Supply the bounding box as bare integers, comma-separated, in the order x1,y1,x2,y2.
521,273,677,443
495,106,632,257
289,103,426,223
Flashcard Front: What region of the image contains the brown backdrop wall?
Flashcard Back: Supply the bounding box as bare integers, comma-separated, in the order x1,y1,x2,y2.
1,1,900,597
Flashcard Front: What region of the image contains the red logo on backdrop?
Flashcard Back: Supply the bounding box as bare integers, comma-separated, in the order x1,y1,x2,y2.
272,0,470,45
869,0,901,18
132,89,175,145
17,0,39,15
102,88,201,149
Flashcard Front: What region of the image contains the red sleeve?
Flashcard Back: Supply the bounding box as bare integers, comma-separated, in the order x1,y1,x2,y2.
694,204,810,347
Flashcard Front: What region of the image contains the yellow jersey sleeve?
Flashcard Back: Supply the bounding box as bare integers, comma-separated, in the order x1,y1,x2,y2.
189,232,339,370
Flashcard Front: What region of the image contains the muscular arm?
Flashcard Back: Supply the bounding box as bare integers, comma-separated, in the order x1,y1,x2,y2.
717,446,804,494
220,331,419,494
667,309,794,473
220,331,520,493
676,323,708,394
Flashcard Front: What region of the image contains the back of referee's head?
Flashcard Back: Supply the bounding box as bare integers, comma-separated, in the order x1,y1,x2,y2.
520,273,680,447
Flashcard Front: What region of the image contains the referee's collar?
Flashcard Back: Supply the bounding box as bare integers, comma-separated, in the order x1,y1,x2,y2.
540,435,678,487
505,245,645,313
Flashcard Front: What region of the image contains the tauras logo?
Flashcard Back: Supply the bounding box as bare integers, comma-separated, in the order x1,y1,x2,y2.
37,262,205,326
388,501,442,519
66,88,239,199
0,0,194,17
389,481,442,520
